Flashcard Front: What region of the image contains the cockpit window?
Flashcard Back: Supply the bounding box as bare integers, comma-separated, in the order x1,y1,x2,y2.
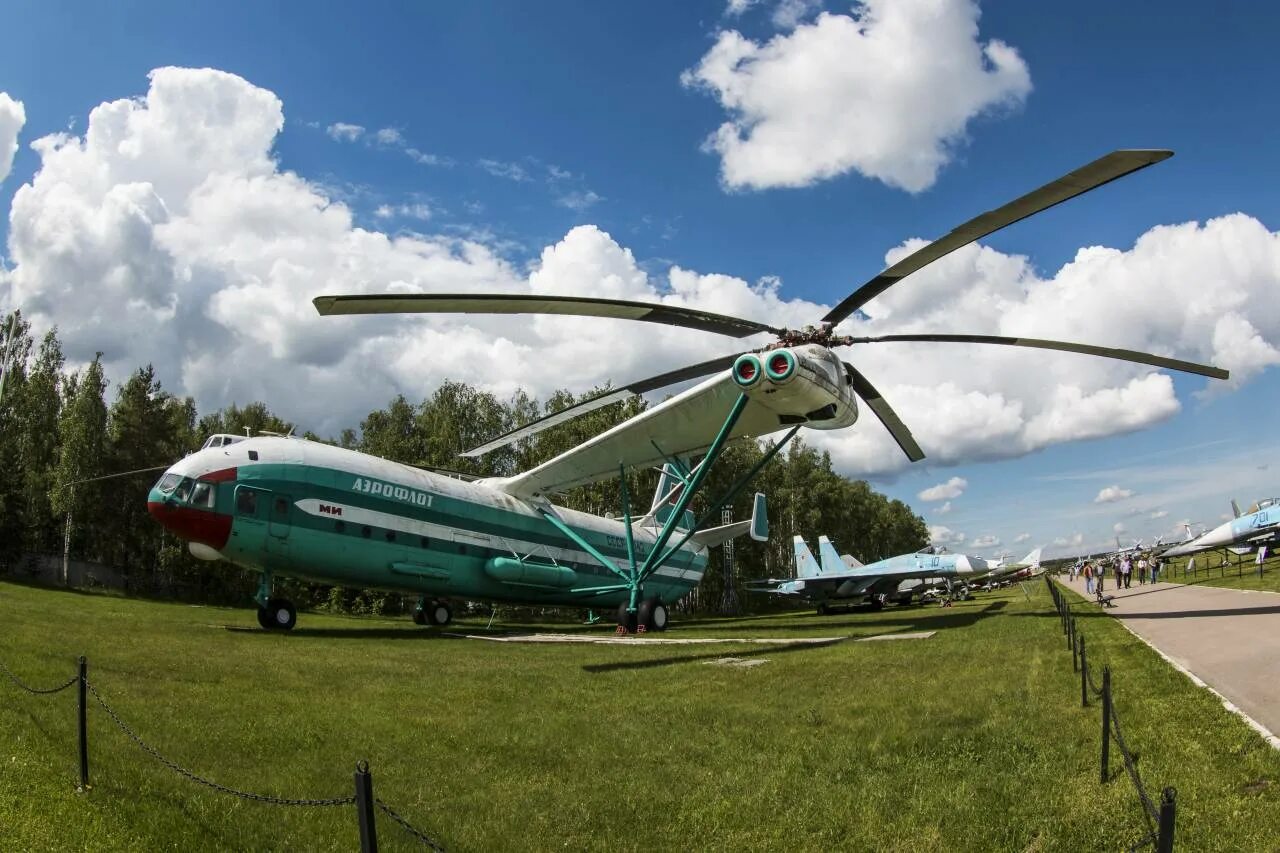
173,478,193,502
156,473,182,494
190,482,215,509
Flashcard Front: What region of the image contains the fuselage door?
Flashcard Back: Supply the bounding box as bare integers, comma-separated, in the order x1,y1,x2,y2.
269,494,292,540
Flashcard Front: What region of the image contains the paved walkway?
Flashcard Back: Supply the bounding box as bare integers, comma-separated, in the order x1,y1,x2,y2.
1060,575,1280,745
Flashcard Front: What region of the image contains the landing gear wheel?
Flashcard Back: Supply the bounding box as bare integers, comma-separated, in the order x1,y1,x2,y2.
615,602,638,634
816,602,831,616
867,596,884,611
262,598,296,631
637,597,669,632
427,601,453,627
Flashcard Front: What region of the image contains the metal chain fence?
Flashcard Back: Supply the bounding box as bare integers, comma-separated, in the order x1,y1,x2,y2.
86,681,356,807
3,652,445,849
0,657,79,695
1047,575,1175,852
377,798,448,851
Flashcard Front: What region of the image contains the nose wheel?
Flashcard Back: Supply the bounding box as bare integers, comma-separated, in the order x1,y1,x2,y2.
257,598,297,631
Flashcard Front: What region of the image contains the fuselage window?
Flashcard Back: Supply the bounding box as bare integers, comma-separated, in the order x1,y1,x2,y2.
236,489,257,516
361,526,371,538
335,520,346,533
273,497,287,516
385,530,396,543
420,537,430,549
248,450,259,461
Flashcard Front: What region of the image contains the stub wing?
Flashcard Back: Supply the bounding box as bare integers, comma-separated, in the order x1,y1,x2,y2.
484,373,788,500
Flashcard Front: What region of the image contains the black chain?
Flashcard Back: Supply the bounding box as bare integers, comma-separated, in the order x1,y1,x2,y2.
376,799,447,850
1084,660,1106,698
0,658,79,695
87,682,354,807
1110,706,1160,824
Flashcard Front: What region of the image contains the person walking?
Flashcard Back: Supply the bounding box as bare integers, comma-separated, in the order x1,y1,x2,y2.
1120,556,1132,589
1150,557,1161,584
1137,556,1148,585
1084,562,1094,595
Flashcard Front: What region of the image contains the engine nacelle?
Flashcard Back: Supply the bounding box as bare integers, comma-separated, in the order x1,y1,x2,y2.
739,345,859,431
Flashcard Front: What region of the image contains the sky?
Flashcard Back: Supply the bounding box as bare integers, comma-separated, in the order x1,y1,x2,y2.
2,0,1279,560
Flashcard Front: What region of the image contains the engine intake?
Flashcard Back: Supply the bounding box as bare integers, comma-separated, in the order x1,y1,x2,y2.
733,354,763,388
764,349,797,384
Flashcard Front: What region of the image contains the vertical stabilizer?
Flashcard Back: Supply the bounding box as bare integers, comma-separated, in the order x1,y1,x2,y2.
647,462,693,530
1019,548,1043,568
817,536,846,574
793,536,821,579
1231,499,1241,519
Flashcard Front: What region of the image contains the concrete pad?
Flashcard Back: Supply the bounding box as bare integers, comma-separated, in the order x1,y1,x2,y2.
446,632,847,646
857,631,936,642
1061,576,1280,747
702,657,770,668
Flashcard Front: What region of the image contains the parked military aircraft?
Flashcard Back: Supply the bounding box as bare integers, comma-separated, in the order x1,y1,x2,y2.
748,536,1040,612
145,149,1227,632
1162,498,1280,557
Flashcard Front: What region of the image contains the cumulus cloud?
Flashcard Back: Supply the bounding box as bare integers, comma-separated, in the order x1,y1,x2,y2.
326,122,365,142
1094,485,1134,504
918,476,967,501
681,0,1032,191
1149,509,1168,520
725,0,761,16
4,67,1279,472
970,534,1000,549
1113,523,1127,535
373,127,403,146
556,190,603,212
929,525,965,546
936,501,951,515
0,92,25,186
771,0,823,29
374,203,432,221
478,159,530,182
1053,533,1084,549
1014,532,1031,543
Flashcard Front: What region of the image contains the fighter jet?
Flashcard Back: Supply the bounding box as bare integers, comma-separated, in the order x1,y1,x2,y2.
1162,498,1280,557
748,536,1039,613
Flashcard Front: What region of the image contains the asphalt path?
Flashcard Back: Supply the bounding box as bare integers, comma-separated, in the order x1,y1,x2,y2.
1061,575,1280,744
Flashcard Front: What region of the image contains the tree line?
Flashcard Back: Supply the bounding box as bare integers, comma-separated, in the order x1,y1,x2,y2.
0,312,927,614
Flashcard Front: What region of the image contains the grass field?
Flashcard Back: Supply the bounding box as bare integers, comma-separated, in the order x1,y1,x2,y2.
1160,550,1280,595
3,579,1279,851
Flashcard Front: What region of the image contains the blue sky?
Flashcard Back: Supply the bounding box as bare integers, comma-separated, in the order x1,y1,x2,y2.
2,0,1278,558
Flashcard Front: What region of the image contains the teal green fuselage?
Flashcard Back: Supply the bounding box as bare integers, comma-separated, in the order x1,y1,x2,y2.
149,439,706,609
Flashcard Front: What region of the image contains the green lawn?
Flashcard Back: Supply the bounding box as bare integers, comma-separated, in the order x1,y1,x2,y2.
1160,550,1280,595
3,579,1278,851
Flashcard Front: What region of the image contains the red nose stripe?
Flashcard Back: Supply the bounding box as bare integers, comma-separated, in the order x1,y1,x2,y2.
203,467,238,483
147,502,232,550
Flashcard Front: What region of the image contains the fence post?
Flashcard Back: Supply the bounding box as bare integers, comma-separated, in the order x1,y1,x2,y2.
354,760,378,853
1156,786,1176,853
78,656,89,790
1080,636,1088,707
1100,665,1111,784
1070,618,1078,672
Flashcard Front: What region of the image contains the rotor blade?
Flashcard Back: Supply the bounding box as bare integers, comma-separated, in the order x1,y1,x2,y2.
842,363,925,462
847,334,1229,380
56,464,172,491
823,149,1174,325
314,294,779,339
461,354,742,457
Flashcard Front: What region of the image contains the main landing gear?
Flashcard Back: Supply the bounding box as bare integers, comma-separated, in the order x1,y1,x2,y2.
412,598,453,627
616,597,668,634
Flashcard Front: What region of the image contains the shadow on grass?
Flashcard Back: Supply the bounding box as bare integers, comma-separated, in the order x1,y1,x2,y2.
1115,604,1280,620
222,625,463,641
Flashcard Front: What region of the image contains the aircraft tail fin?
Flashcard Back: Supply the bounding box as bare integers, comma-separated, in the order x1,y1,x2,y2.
817,536,847,574
1231,499,1241,519
646,463,693,530
1020,548,1043,568
793,536,821,579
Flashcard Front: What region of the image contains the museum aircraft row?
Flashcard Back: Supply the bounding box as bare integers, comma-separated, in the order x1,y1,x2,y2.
747,535,1042,612
144,149,1229,632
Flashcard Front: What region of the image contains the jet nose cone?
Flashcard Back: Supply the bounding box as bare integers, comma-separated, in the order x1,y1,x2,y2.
1199,521,1236,549
955,556,971,572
